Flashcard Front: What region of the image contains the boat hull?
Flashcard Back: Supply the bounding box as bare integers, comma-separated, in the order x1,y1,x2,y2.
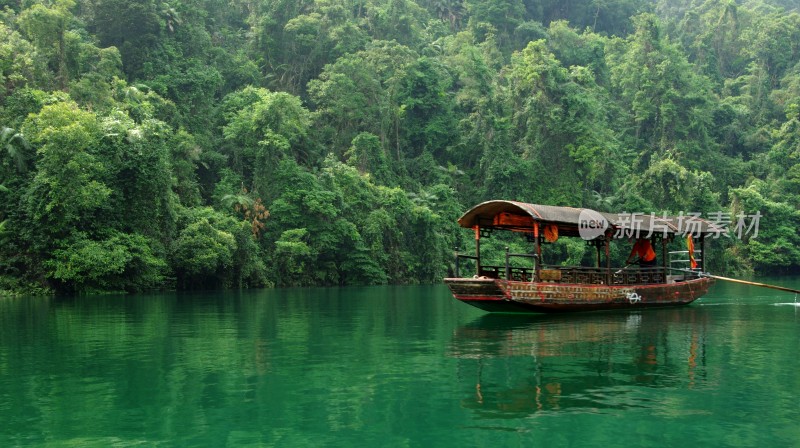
444,277,714,313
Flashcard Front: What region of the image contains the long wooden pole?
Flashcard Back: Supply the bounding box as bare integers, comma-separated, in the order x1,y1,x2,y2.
669,268,800,294
705,274,800,295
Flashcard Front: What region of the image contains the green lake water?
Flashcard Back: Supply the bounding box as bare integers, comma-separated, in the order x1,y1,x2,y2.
1,280,800,447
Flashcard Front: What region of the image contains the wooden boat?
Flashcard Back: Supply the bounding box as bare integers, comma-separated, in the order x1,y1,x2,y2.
444,201,720,313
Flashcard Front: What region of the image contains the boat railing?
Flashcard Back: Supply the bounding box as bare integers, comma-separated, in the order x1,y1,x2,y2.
609,267,668,285
454,247,537,279
504,249,537,281
538,265,671,285
475,265,672,285
454,247,701,285
479,264,536,281
453,252,478,278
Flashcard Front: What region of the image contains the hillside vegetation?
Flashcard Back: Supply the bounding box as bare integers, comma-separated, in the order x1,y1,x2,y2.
1,0,799,294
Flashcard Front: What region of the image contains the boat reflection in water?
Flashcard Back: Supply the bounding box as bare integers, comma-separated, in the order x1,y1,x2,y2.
449,308,710,417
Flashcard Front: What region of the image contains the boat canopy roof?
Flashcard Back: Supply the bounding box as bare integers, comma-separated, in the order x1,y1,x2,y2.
457,200,724,239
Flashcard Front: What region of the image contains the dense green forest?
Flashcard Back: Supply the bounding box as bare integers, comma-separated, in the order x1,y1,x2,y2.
1,0,799,294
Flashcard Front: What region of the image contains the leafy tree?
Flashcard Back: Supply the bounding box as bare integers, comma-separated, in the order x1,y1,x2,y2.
245,0,316,93
740,8,800,89
274,228,314,286
0,20,51,99
46,230,167,293
171,210,236,288
21,100,109,238
171,205,268,289
308,40,417,160
266,158,343,285
221,86,313,197
505,40,623,202
626,157,721,213
344,132,394,184
91,0,161,79
545,21,608,81
530,0,647,36
95,111,176,240
397,56,457,159
363,0,431,47
437,29,505,196
168,128,203,207
607,13,717,172
421,0,466,31
675,0,746,84
464,0,525,52
764,105,800,206
1,126,30,174
729,181,800,274
16,0,75,89
281,1,368,93
222,186,270,238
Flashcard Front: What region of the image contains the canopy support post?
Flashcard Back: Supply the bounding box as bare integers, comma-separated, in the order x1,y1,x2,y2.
505,246,511,280
474,225,481,276
605,233,611,285
595,244,601,268
454,246,461,278
700,234,705,272
534,223,542,281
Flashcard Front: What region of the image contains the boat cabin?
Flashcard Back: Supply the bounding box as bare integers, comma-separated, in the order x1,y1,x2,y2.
452,200,723,287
